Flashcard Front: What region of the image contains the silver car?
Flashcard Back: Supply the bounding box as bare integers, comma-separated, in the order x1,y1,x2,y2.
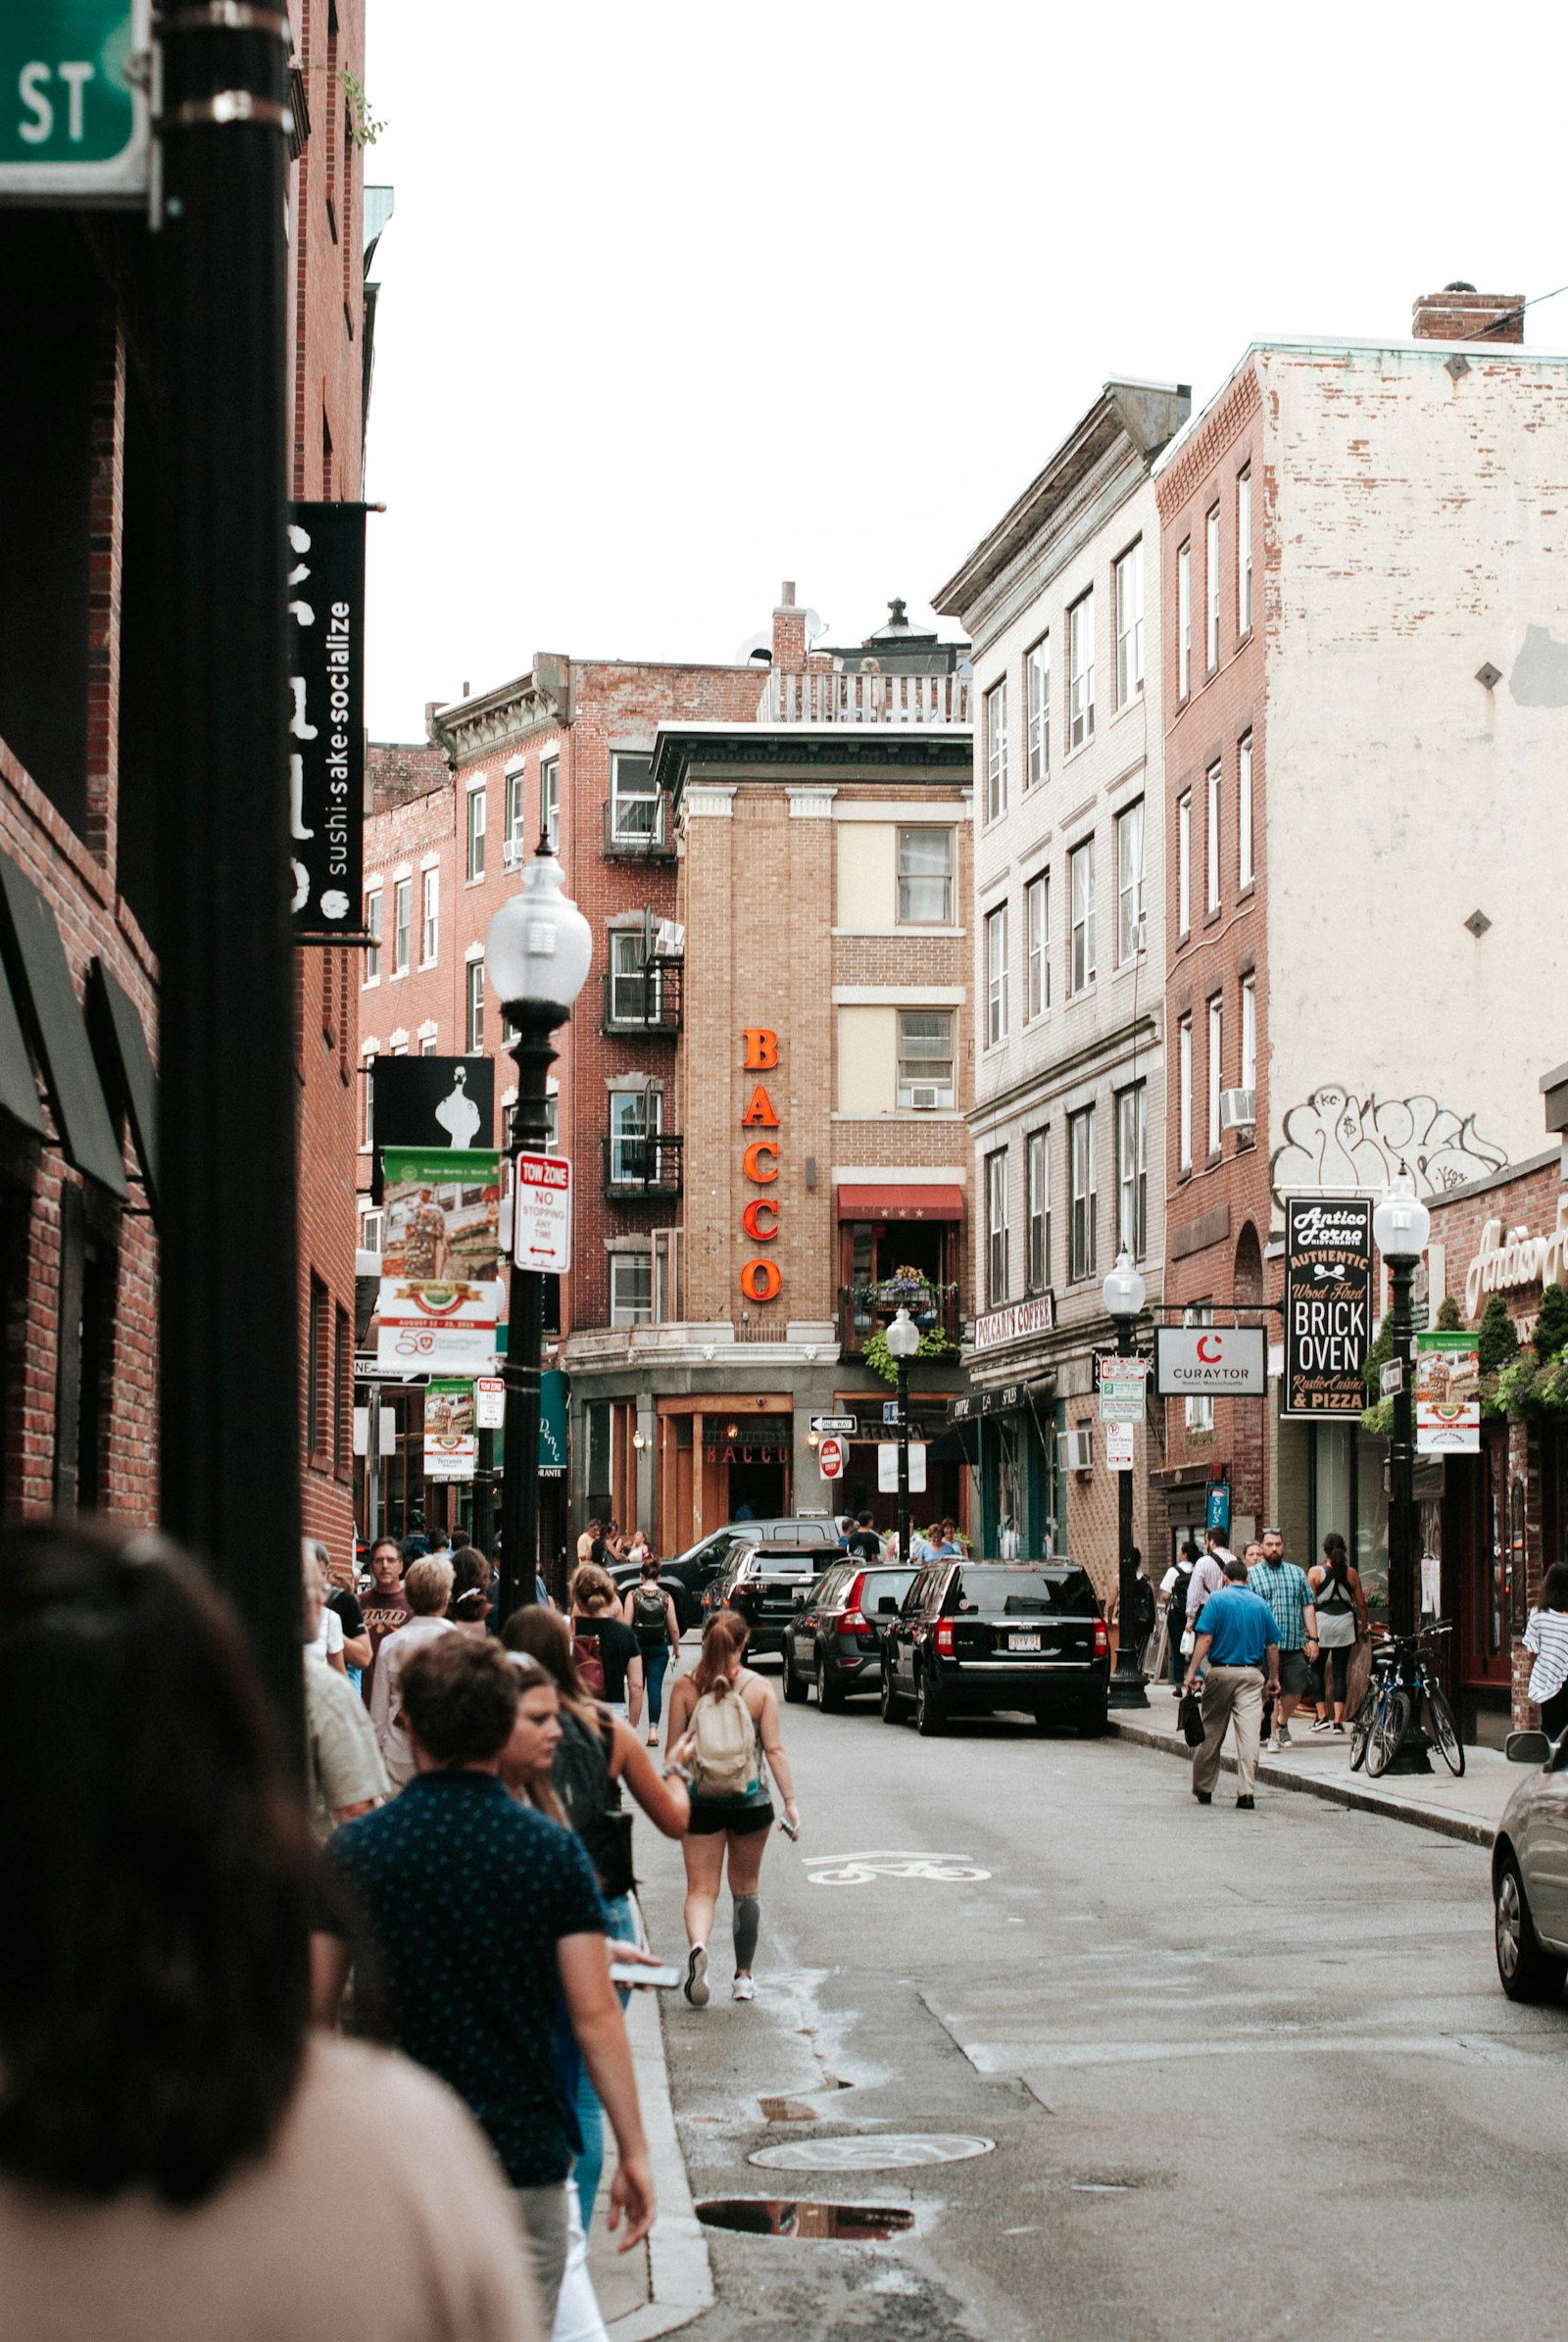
1493,1731,1568,2001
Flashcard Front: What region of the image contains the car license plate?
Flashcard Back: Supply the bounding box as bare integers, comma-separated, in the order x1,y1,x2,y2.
1008,1632,1042,1652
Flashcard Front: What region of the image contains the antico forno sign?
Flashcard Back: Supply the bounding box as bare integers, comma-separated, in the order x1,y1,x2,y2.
1283,1196,1372,1418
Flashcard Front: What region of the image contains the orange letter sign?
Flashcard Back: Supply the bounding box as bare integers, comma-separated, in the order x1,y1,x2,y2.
740,1085,780,1128
740,1258,783,1302
743,1197,778,1242
743,1028,778,1070
742,1141,778,1183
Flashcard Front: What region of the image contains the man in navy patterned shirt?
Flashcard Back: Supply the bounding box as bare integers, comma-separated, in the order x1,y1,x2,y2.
320,1635,654,2323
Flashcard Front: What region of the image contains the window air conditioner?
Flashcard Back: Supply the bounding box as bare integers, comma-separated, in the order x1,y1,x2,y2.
502,836,525,870
1061,1425,1095,1472
1218,1087,1256,1134
653,919,685,958
908,1084,943,1110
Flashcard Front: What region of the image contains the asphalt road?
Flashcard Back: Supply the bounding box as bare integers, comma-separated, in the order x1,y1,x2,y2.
635,1671,1568,2342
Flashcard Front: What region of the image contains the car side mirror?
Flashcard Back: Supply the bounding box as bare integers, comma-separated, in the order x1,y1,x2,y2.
1506,1731,1552,1766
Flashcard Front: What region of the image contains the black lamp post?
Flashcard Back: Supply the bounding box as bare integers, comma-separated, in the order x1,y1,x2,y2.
886,1306,921,1564
1372,1174,1433,1774
1102,1249,1150,1710
486,837,592,1623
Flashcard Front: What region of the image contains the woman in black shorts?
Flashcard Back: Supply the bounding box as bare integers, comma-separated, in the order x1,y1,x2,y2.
665,1611,799,2007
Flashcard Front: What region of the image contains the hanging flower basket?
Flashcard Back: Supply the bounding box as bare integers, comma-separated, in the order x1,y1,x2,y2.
856,1270,953,1326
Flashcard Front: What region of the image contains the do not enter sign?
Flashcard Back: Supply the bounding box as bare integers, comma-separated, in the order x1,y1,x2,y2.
817,1435,846,1480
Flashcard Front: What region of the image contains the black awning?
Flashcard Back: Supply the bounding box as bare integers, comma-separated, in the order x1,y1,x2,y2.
927,1419,979,1466
0,855,126,1196
0,947,46,1145
87,958,159,1213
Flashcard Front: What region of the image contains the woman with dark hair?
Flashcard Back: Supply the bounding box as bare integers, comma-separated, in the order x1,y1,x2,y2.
1523,1558,1568,1741
448,1543,494,1635
0,1521,538,2341
1308,1531,1368,1733
620,1554,681,1748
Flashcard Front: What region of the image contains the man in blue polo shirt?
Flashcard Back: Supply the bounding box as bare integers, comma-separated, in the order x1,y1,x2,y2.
1183,1554,1281,1809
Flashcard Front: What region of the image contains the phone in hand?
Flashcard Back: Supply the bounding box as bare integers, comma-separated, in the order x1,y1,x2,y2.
778,1812,799,1840
609,1960,684,1989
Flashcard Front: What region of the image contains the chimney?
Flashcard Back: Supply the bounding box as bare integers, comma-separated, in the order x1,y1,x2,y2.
1412,280,1525,346
771,579,807,674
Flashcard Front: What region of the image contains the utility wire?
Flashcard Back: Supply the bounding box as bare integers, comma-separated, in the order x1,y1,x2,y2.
1458,278,1568,340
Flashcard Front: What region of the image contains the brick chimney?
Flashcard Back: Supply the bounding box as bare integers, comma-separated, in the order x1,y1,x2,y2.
771,580,807,674
1412,280,1525,345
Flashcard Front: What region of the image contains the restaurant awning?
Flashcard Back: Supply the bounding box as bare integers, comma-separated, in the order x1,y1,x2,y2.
0,854,125,1196
837,1183,965,1221
87,958,159,1215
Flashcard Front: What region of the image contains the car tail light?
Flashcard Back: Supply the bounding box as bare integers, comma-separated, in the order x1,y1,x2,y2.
1092,1619,1109,1660
934,1618,956,1658
841,1607,871,1637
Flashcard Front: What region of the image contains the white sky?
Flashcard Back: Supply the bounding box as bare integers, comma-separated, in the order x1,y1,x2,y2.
362,0,1567,740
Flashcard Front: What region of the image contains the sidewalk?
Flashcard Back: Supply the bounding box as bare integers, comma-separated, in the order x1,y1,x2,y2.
588,1982,712,2340
1111,1693,1517,1845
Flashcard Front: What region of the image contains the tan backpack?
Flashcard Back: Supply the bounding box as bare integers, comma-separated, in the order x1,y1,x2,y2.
689,1683,760,1799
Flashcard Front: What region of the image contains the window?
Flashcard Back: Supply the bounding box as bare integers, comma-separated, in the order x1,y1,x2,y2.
1205,505,1220,670
610,930,653,1023
1185,1303,1215,1431
307,1272,328,1457
466,784,486,881
1026,1128,1050,1291
984,680,1007,822
1115,800,1145,963
1026,636,1050,787
1177,792,1191,934
1207,994,1223,1153
1068,1106,1097,1282
1177,542,1192,699
541,756,561,853
1024,871,1050,1020
362,1055,374,1149
1068,839,1095,995
420,1033,437,1056
1237,468,1253,635
392,877,411,975
609,1088,659,1183
1205,761,1221,912
897,827,953,923
364,887,381,981
985,1147,1008,1307
333,1305,350,1473
985,903,1009,1044
466,956,485,1052
1067,593,1094,749
360,1205,383,1252
1238,731,1254,887
505,766,526,858
1116,1083,1148,1260
1241,971,1257,1096
610,1252,653,1326
1178,1015,1193,1172
897,1010,955,1107
544,1091,560,1151
420,868,438,965
611,753,658,843
1114,541,1144,706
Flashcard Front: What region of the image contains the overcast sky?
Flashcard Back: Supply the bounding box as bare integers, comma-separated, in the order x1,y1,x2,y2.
361,0,1566,741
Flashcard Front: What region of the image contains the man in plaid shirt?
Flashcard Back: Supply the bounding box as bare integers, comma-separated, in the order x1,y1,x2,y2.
1248,1527,1318,1751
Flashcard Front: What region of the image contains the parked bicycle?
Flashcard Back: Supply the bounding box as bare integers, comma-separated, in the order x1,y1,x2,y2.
1348,1621,1463,1779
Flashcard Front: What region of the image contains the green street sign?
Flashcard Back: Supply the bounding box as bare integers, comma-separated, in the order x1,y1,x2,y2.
0,0,148,202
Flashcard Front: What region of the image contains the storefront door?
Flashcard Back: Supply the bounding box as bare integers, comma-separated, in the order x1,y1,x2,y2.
1449,1437,1512,1704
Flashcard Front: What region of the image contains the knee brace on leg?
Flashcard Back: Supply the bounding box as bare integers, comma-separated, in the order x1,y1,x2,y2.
732,1892,760,1972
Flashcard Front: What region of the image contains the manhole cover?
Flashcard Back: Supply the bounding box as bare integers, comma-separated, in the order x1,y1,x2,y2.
749,2134,995,2172
696,2198,914,2241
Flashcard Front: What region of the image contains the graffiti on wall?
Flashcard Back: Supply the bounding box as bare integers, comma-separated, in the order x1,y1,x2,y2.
1270,1085,1507,1203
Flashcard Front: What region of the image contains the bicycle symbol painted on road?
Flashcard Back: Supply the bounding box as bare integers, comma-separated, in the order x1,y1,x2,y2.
802,1850,992,1887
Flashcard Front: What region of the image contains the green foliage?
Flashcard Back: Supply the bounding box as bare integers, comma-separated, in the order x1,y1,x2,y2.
1361,1316,1395,1394
1435,1294,1463,1331
1476,1293,1520,1375
861,1324,956,1387
1360,1396,1394,1437
1533,1282,1568,1363
340,69,386,146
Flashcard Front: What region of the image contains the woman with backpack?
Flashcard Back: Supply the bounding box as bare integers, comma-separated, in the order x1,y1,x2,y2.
663,1611,799,2009
568,1566,644,1725
1308,1531,1368,1733
620,1556,682,1749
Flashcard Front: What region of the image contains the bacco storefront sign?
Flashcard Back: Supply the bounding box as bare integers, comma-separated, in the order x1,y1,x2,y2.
1153,1326,1267,1396
739,1026,783,1308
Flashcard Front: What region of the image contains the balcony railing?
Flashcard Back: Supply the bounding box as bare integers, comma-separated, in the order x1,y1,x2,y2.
839,1283,963,1358
600,959,682,1037
760,670,971,726
602,1133,683,1200
602,796,675,858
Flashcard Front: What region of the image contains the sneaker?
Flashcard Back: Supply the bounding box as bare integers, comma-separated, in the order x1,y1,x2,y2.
1275,1727,1295,1749
1236,1795,1256,1810
732,1976,756,2002
1193,1789,1212,1805
683,1944,710,2008
1311,1719,1334,1734
1262,1736,1279,1754
1333,1723,1348,1734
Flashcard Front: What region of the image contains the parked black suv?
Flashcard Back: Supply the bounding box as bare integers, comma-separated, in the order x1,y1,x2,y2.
782,1560,918,1709
880,1560,1109,1736
608,1516,839,1630
704,1541,827,1659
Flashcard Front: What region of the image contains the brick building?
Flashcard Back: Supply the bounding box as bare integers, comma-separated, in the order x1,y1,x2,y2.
0,0,380,1555
1152,287,1568,1726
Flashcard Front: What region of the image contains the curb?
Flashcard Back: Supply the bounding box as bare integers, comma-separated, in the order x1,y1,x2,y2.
607,1987,713,2341
1107,1716,1497,1847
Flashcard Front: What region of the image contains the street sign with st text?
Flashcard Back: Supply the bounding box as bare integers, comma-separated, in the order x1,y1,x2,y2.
513,1152,572,1274
810,1414,858,1435
0,0,150,202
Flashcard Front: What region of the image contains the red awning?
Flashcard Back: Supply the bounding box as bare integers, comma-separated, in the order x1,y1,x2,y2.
837,1183,965,1221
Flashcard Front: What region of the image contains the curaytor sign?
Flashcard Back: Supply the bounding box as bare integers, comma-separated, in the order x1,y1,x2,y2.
1154,1325,1267,1395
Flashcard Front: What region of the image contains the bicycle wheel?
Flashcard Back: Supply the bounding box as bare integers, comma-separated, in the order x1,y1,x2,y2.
1366,1686,1412,1778
1425,1683,1465,1777
1348,1688,1377,1773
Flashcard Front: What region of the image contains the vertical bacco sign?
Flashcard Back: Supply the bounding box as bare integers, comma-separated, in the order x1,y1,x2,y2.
1283,1197,1372,1418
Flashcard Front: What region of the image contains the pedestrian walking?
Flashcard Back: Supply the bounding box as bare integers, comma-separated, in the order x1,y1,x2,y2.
369,1555,456,1785
1184,1555,1282,1808
0,1522,540,2342
1161,1542,1200,1692
449,1544,494,1635
320,1635,655,2328
846,1510,882,1564
1523,1560,1568,1740
1184,1531,1230,1631
570,1566,644,1722
304,1540,348,1676
1123,1548,1157,1674
665,1611,800,2008
360,1536,412,1706
1308,1532,1368,1733
1248,1527,1319,1752
621,1555,682,1747
323,1545,371,1684
302,1542,389,1842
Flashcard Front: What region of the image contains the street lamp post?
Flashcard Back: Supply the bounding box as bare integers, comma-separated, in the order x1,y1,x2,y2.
486,838,592,1623
1372,1174,1433,1774
1102,1250,1150,1710
886,1308,921,1564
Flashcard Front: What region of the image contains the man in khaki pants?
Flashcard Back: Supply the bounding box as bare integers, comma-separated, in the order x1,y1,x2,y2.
1184,1555,1280,1810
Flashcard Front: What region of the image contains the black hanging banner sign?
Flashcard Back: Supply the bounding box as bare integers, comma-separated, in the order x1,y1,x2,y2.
1283,1195,1373,1418
368,1055,497,1200
287,502,366,939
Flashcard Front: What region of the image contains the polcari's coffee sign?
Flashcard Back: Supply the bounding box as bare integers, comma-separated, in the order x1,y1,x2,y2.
287,502,366,940
1283,1196,1372,1418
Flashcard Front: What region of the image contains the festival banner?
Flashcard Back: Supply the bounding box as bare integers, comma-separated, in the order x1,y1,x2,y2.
423,1378,477,1481
376,1147,503,1375
1415,1330,1482,1454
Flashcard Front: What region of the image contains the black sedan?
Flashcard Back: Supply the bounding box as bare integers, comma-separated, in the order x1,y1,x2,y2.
880,1560,1109,1737
782,1561,917,1709
703,1542,826,1658
609,1517,840,1631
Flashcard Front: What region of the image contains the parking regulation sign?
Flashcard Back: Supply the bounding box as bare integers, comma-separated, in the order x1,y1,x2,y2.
0,1,151,203
513,1152,571,1274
